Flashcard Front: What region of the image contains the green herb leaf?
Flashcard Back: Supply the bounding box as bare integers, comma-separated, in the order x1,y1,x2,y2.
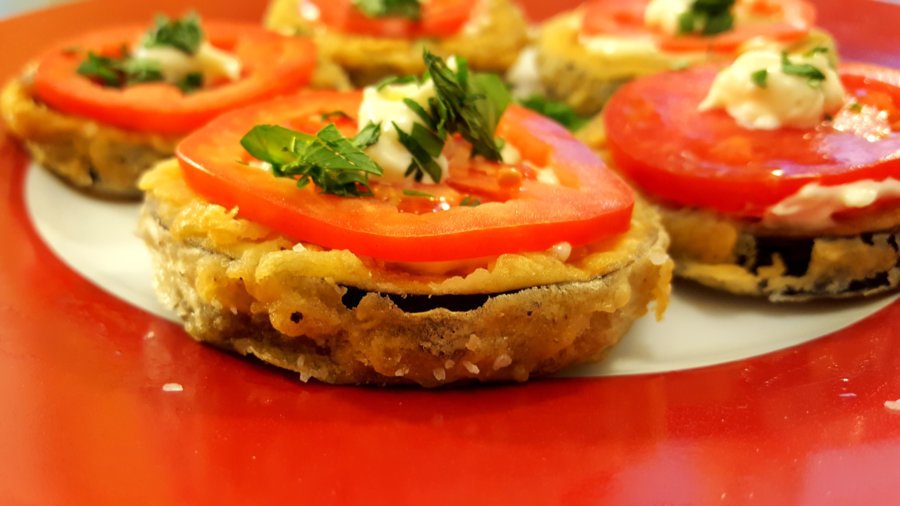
353,121,382,149
677,0,735,36
519,95,589,131
805,46,830,57
395,122,445,183
241,124,312,168
781,52,826,87
242,124,384,197
77,52,125,87
460,196,481,207
849,102,863,113
122,58,165,85
175,72,203,93
470,72,512,140
402,189,435,199
751,69,768,89
423,51,508,161
143,13,204,55
353,0,421,20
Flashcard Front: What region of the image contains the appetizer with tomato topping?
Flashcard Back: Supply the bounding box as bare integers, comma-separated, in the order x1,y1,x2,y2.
536,0,833,115
264,0,529,86
138,53,672,386
1,14,332,198
604,46,900,301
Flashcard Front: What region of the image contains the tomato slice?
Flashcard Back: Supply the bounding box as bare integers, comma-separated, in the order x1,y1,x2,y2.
582,0,814,54
308,0,475,38
603,63,900,218
33,22,316,135
176,91,635,262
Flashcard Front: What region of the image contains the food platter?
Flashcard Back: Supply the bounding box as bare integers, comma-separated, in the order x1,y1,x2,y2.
1,0,899,503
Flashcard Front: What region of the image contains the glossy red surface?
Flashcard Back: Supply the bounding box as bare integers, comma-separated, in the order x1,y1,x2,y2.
1,1,899,504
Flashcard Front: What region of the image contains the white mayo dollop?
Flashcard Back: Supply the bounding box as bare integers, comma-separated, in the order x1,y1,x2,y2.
132,41,242,84
699,48,846,130
765,178,900,229
357,79,448,184
644,0,695,35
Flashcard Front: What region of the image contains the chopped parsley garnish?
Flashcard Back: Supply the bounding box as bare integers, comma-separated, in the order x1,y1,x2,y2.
142,13,204,55
76,13,208,93
320,110,353,122
422,51,510,161
781,52,826,87
240,123,384,197
519,95,589,131
77,51,163,88
677,0,735,36
750,69,768,89
849,102,863,113
176,72,204,93
353,0,421,20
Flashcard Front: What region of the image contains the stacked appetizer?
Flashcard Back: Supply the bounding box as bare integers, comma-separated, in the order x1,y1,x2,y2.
604,46,900,300
537,0,832,115
1,14,325,198
138,53,672,386
265,0,529,86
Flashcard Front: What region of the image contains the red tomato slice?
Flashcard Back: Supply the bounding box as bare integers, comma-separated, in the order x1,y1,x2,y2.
177,91,635,262
308,0,475,38
582,0,814,54
33,22,316,135
603,63,900,218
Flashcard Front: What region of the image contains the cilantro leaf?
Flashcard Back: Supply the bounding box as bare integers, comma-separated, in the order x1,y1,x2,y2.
519,95,589,131
77,52,124,87
353,121,382,149
241,124,383,197
395,122,445,183
353,0,421,20
143,13,204,55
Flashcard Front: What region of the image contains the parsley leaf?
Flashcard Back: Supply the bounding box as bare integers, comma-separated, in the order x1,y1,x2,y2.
460,196,481,207
353,121,382,149
176,72,204,93
751,69,768,89
423,51,510,161
781,52,826,87
240,124,384,197
395,122,445,183
353,0,421,20
142,13,204,55
677,0,735,36
77,52,165,88
519,95,589,131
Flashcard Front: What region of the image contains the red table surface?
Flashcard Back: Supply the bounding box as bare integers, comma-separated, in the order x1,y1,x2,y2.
1,1,899,504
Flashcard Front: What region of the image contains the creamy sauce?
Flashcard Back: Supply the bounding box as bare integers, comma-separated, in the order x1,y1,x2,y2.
699,48,845,130
133,41,241,84
644,0,694,35
764,178,900,229
357,79,449,184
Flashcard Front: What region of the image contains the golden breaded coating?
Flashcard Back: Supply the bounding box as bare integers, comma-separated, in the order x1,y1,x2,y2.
138,159,673,386
1,72,178,198
536,8,837,116
1,62,349,199
659,204,900,301
265,0,529,86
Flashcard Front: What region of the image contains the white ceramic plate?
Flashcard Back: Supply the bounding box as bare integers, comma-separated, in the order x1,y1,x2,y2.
24,163,897,377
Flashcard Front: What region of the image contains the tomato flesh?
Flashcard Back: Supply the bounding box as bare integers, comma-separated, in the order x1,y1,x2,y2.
582,0,814,54
603,63,900,218
308,0,475,38
177,91,635,262
33,22,316,135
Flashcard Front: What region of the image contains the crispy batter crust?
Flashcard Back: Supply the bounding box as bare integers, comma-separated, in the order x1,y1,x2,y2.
264,0,529,86
138,159,672,386
1,62,349,199
660,204,900,301
1,72,178,198
536,10,836,116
